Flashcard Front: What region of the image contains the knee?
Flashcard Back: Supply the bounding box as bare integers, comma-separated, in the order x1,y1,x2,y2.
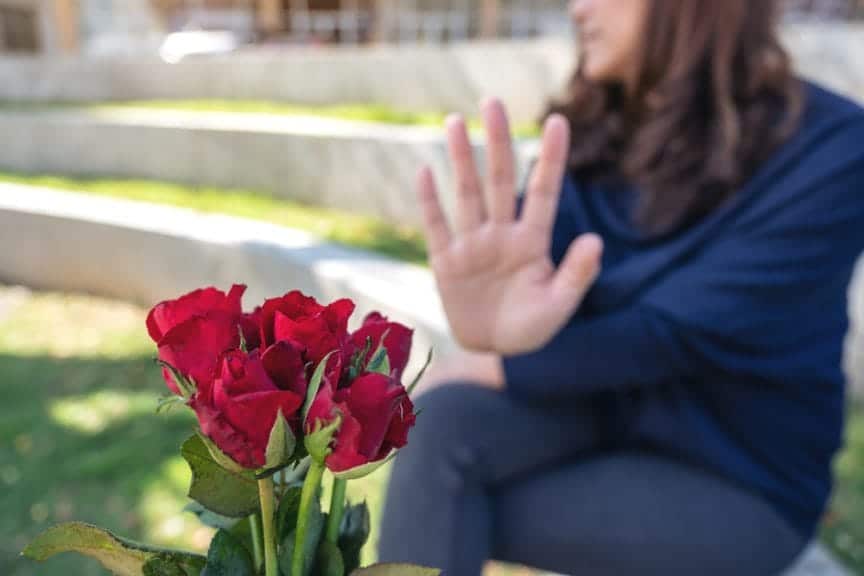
402,383,500,472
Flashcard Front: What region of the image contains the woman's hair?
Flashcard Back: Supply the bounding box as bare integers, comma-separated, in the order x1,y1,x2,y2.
548,0,803,234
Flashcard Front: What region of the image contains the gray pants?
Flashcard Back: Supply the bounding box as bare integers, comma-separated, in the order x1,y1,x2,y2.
378,385,807,576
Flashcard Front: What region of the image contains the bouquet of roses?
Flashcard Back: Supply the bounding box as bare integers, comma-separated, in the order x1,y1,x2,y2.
23,285,437,576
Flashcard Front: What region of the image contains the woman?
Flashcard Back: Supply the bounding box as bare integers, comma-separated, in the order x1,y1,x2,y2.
379,0,864,574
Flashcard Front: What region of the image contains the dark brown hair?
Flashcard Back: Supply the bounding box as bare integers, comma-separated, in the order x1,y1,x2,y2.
549,0,803,234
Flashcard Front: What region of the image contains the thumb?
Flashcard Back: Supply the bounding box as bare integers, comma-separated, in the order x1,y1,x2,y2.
550,234,604,312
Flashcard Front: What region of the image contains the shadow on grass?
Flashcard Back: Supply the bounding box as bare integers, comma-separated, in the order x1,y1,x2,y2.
1,352,201,576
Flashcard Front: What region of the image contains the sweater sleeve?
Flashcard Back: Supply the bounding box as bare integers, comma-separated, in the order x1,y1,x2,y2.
503,121,864,403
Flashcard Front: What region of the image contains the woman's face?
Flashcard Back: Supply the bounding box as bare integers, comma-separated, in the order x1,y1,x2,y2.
569,0,649,86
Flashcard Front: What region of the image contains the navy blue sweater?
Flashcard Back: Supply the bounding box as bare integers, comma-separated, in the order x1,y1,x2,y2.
502,83,864,538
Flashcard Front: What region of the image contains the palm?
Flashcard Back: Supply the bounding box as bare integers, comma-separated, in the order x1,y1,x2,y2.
418,100,603,355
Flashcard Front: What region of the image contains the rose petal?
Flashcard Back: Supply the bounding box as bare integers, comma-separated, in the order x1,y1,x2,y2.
147,285,245,343
260,291,325,346
339,373,407,459
262,341,308,397
325,412,367,472
157,312,240,392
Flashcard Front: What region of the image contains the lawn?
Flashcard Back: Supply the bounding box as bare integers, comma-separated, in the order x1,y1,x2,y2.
0,171,428,266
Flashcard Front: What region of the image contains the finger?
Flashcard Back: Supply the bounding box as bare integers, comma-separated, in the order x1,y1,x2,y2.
483,99,517,224
521,114,571,235
550,233,604,312
446,114,486,234
416,166,452,257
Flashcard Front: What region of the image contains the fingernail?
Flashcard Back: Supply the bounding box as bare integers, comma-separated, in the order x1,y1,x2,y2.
445,113,464,130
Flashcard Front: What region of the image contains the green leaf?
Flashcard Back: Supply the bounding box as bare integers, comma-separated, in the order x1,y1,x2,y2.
196,432,247,475
200,529,254,576
304,415,342,465
332,450,397,481
338,503,370,574
143,553,206,576
181,434,260,518
276,486,304,542
278,495,325,576
350,564,441,576
407,348,433,396
315,540,345,576
265,410,297,470
302,351,336,423
22,522,205,576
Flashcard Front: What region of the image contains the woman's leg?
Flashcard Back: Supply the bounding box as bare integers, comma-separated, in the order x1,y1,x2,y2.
492,452,807,576
378,384,603,574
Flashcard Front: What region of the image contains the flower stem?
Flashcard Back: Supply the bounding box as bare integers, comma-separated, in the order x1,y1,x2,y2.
249,513,264,572
258,477,279,576
325,478,348,544
292,460,325,576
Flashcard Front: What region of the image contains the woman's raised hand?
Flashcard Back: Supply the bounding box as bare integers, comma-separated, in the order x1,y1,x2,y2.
418,99,604,355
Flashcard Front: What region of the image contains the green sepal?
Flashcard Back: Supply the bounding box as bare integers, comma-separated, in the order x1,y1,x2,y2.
157,360,196,398
365,347,390,377
181,434,260,518
332,450,397,481
200,529,254,576
196,432,247,475
156,394,187,414
365,329,392,376
302,351,336,423
21,522,205,576
350,564,441,576
338,502,370,574
347,336,374,382
407,348,434,396
304,415,342,465
264,410,297,471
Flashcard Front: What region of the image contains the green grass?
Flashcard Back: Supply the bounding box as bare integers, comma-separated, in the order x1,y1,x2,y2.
823,404,864,572
0,100,542,138
0,171,428,265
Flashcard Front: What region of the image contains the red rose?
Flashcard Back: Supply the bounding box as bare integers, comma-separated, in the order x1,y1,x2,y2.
261,291,355,383
306,372,416,473
192,342,307,469
349,312,414,381
147,285,259,395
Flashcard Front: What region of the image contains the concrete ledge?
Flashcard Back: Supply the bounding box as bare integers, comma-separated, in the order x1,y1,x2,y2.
0,108,538,228
0,182,852,576
0,183,456,375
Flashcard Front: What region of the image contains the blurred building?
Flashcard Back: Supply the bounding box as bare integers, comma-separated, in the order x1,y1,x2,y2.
1,0,862,57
